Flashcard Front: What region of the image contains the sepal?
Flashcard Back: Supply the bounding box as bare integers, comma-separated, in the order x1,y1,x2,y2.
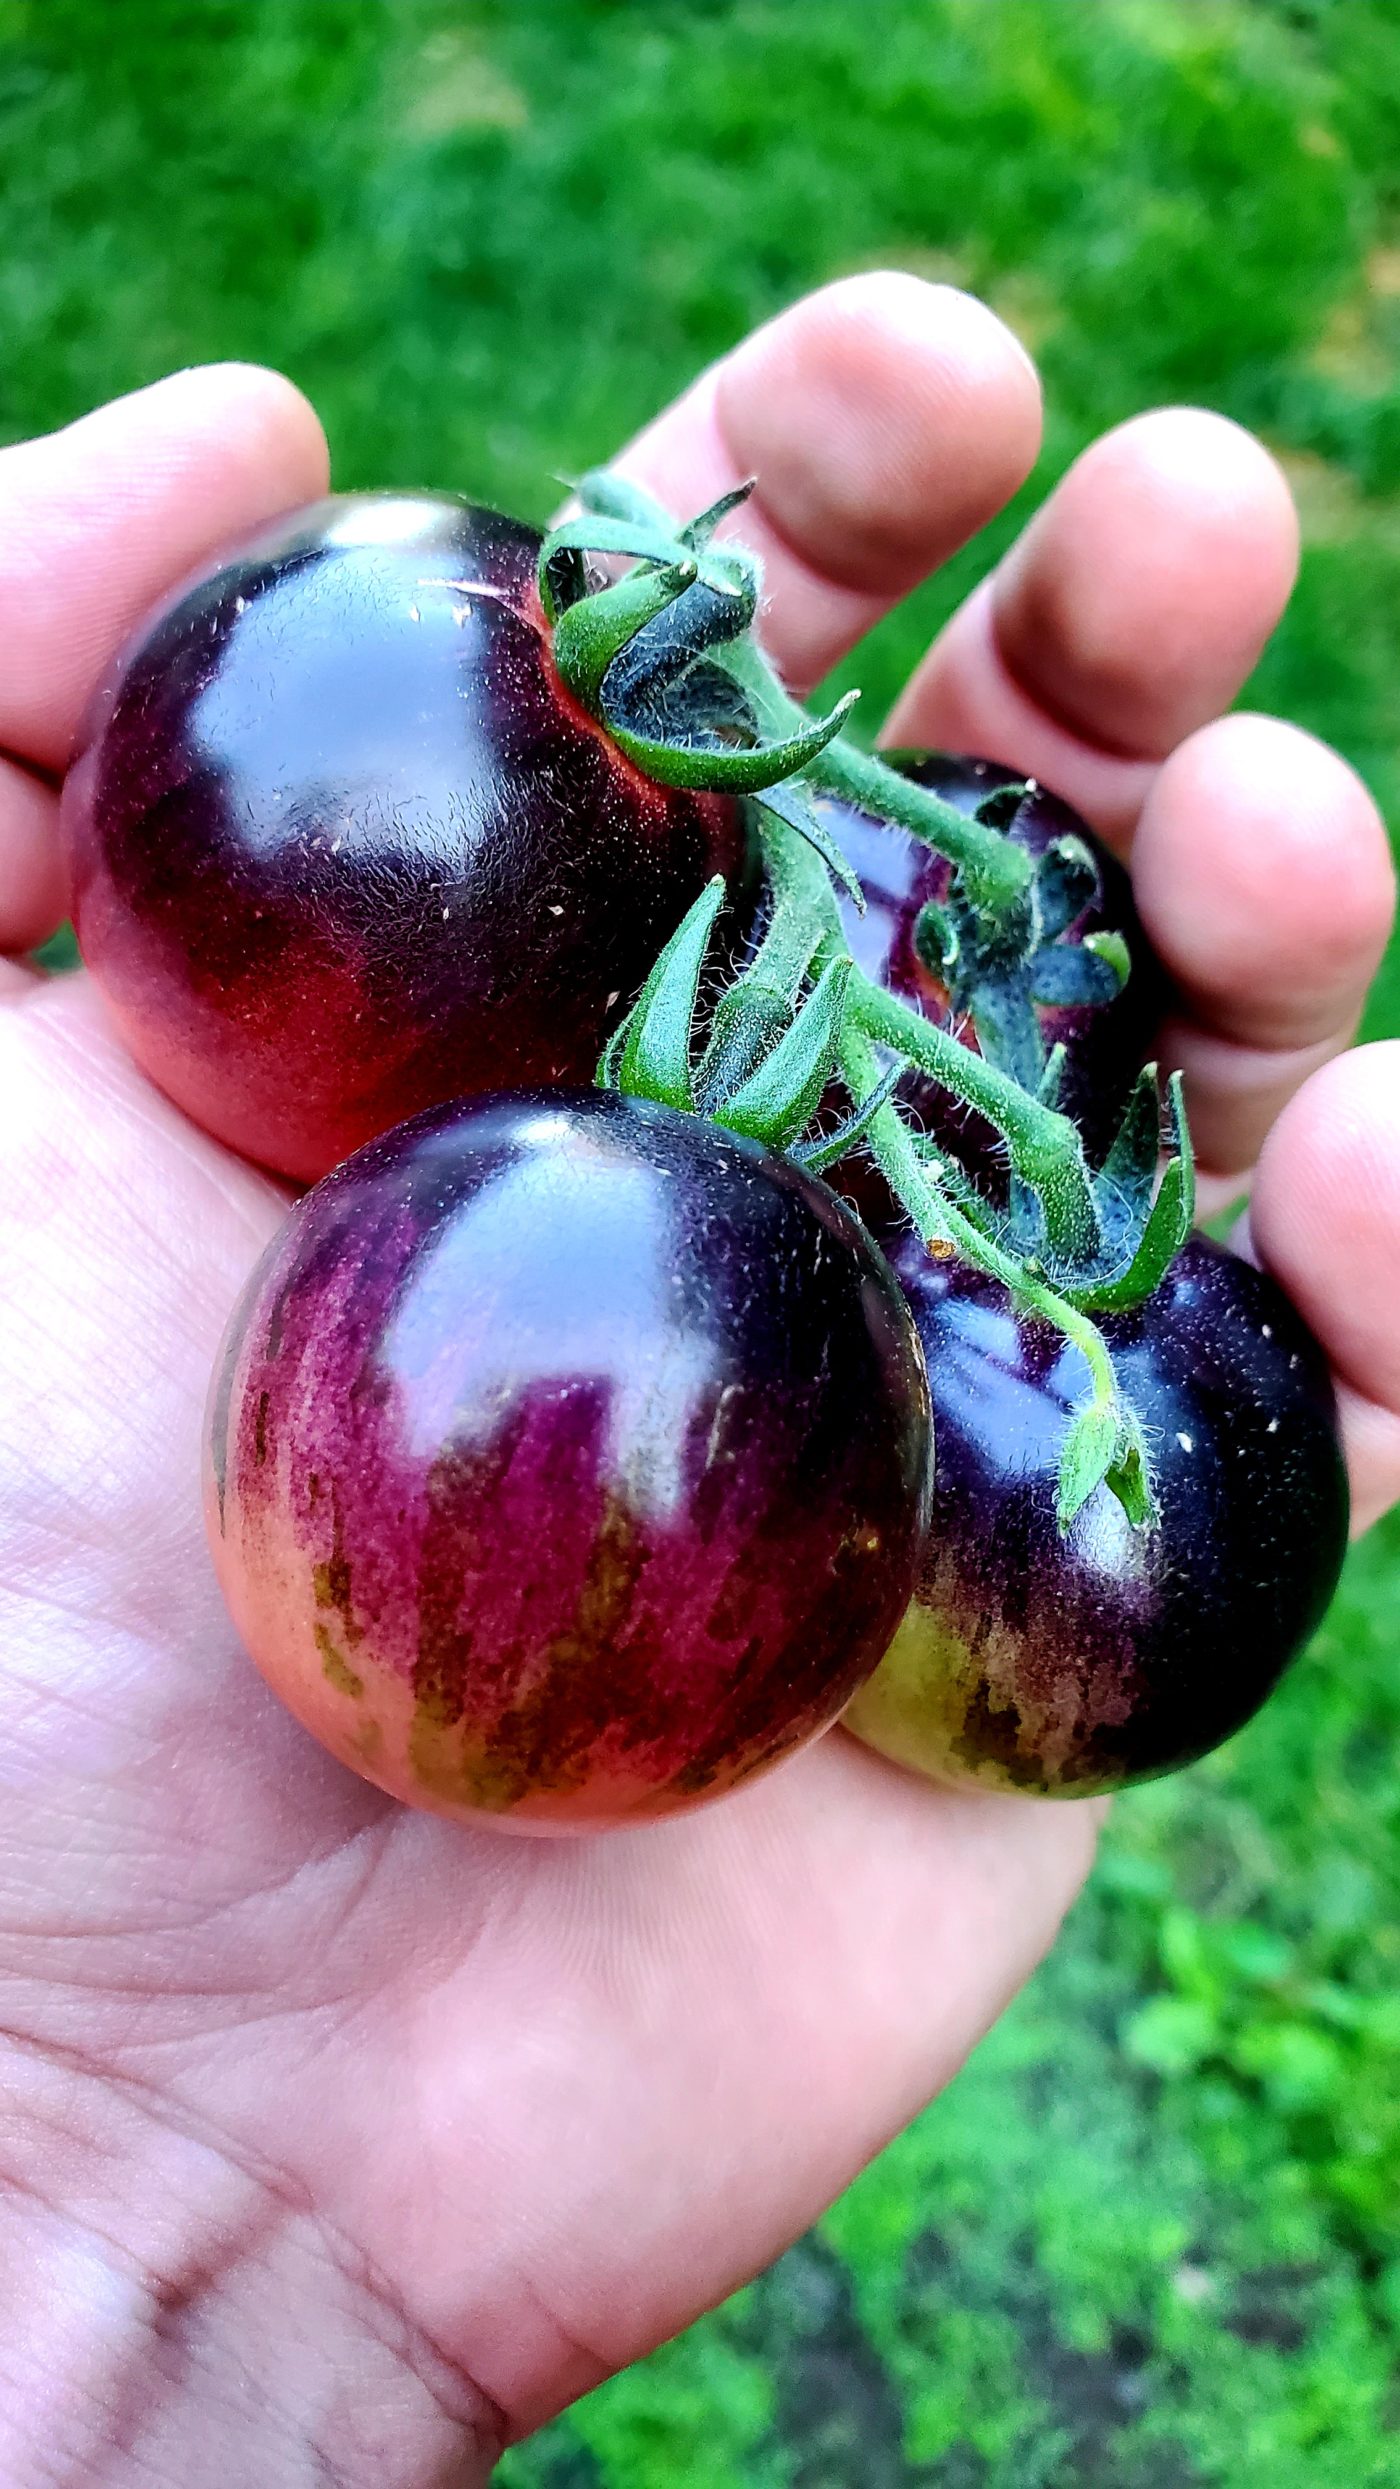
697,982,793,1114
912,1139,1007,1245
1095,1064,1161,1234
1033,835,1100,942
1057,1397,1157,1530
605,691,857,796
595,1009,634,1091
617,876,726,1111
1083,928,1132,990
1057,1400,1119,1528
1077,1073,1195,1312
790,1063,904,1173
681,479,758,549
912,899,956,979
1038,1043,1066,1108
752,777,866,909
715,959,852,1147
551,558,697,707
574,468,678,532
1030,944,1125,1009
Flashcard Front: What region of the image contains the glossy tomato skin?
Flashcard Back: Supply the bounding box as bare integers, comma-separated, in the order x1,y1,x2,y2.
816,753,1162,1221
844,1235,1347,1797
206,1088,931,1832
62,494,751,1182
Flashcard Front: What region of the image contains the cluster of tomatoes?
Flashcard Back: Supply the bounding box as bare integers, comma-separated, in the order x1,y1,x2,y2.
59,489,1348,1831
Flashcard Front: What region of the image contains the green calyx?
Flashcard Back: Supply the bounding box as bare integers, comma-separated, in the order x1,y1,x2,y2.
540,474,1028,911
547,476,1196,1533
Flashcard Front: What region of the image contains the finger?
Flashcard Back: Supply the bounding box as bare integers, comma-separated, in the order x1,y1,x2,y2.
615,272,1043,692
1132,715,1395,1182
886,407,1299,846
0,363,329,776
1251,1042,1400,1534
0,757,64,958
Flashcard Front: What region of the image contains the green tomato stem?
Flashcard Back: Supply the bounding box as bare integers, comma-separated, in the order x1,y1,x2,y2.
546,488,1181,1488
742,813,1102,1279
804,732,1033,922
706,626,1035,934
836,1018,1136,1527
741,816,833,998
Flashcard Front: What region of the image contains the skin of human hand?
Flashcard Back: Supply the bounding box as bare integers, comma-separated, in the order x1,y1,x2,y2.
0,275,1394,2486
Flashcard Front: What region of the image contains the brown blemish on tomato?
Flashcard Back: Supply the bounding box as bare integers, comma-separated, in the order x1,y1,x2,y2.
352,1716,383,1764
311,1487,364,1647
315,1623,364,1701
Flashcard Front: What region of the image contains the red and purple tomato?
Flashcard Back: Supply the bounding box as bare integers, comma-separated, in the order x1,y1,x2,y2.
62,493,752,1182
206,1088,931,1830
843,1234,1348,1797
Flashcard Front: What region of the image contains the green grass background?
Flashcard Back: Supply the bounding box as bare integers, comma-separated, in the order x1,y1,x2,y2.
3,0,1398,2477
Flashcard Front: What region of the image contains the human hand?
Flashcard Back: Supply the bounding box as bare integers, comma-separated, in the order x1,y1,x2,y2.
0,276,1394,2484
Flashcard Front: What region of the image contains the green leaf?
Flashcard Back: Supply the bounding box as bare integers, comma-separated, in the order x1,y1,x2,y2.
1234,2020,1346,2114
1124,1996,1218,2077
715,957,852,1148
617,876,726,1111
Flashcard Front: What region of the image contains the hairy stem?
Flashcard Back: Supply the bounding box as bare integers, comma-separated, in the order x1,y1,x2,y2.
846,973,1102,1271
837,1020,1133,1519
743,823,831,1000
739,816,1102,1275
806,733,1033,920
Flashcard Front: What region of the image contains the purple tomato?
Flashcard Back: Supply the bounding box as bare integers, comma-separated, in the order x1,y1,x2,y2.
844,1235,1347,1796
206,1088,931,1831
62,494,751,1181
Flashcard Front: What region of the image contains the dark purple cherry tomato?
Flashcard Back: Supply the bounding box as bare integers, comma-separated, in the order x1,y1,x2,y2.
844,1235,1347,1796
62,494,751,1182
206,1088,930,1831
815,752,1162,1221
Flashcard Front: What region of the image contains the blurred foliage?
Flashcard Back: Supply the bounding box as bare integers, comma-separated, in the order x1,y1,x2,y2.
1,0,1397,2477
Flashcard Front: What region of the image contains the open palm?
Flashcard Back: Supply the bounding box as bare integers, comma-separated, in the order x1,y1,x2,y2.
0,280,1395,2484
